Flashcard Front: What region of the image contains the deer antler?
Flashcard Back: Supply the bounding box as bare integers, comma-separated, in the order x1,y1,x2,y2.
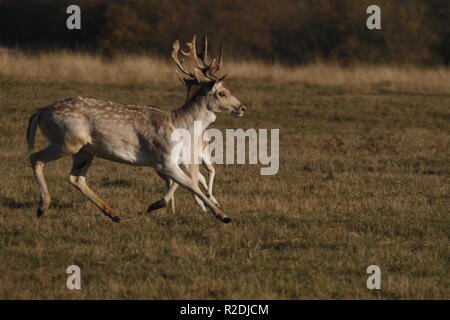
180,35,206,69
171,35,224,84
171,40,195,80
209,44,223,75
198,36,208,65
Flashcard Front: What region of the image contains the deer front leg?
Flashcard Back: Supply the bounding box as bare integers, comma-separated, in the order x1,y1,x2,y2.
202,162,220,207
167,178,176,213
188,163,207,212
196,171,220,208
202,150,220,207
156,162,231,223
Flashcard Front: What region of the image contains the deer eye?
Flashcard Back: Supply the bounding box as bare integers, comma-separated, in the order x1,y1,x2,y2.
218,92,226,97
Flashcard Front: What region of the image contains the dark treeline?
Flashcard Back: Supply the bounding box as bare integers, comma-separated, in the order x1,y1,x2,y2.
0,0,449,65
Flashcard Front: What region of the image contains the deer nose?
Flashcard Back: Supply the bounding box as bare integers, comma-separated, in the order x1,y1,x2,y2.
239,105,246,113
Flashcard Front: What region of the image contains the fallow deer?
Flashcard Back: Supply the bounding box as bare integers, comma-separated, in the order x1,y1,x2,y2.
26,35,246,223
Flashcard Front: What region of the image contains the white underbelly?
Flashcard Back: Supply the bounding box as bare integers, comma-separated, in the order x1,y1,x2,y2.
82,143,156,166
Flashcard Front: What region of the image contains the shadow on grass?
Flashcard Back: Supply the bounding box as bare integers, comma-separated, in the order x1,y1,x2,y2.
100,178,132,188
0,197,73,210
0,197,34,209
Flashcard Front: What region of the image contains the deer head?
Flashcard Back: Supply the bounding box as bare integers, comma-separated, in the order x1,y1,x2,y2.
172,35,246,117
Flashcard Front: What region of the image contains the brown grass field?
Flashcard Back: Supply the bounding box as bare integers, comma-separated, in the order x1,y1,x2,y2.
0,53,449,299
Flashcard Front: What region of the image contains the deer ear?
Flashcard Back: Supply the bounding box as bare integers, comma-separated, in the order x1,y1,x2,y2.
213,74,227,86
211,74,227,91
211,79,221,91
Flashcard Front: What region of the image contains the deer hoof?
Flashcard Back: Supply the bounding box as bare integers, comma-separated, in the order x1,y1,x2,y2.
222,217,232,223
111,216,121,223
147,199,166,213
36,208,45,217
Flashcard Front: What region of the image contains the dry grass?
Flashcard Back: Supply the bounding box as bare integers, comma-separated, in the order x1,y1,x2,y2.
0,54,449,299
1,51,450,91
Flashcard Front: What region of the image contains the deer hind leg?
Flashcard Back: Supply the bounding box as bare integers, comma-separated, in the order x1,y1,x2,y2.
29,144,66,217
148,173,179,213
156,162,230,223
69,151,120,223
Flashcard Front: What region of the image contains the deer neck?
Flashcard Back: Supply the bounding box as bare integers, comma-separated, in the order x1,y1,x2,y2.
172,95,216,133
